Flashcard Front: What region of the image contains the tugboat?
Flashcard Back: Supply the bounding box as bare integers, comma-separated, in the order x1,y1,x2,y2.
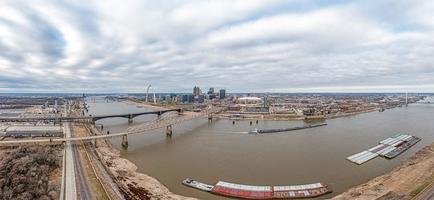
182,178,214,192
248,128,259,134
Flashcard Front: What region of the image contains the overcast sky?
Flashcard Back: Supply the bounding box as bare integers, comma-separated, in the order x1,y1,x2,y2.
1,0,434,93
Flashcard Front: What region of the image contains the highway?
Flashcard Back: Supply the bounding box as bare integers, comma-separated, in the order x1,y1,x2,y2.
62,122,77,200
72,142,93,200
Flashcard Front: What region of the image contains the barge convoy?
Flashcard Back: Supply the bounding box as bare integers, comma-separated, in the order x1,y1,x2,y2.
182,179,332,199
249,123,327,134
347,134,421,165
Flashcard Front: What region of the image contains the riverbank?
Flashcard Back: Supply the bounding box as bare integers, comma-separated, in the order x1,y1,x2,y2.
326,108,379,119
127,99,174,111
332,142,434,200
126,98,388,122
89,125,196,200
216,108,378,121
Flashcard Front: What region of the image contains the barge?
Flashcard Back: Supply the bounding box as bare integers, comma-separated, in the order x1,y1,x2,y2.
249,123,327,134
347,134,421,165
182,179,332,199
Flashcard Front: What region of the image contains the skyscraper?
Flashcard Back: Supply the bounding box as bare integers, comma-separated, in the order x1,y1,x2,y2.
219,89,226,99
263,96,269,108
208,87,214,95
193,86,201,96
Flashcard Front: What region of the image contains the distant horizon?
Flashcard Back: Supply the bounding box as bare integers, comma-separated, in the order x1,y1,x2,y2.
0,92,432,95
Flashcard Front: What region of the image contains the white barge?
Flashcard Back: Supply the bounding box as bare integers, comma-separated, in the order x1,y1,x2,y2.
347,134,421,165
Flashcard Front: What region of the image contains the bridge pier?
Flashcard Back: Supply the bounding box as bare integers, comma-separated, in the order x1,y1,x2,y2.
166,125,173,137
208,113,213,121
121,135,128,148
128,114,133,124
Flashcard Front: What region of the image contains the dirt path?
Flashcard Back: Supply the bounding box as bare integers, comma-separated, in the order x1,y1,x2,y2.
332,142,434,200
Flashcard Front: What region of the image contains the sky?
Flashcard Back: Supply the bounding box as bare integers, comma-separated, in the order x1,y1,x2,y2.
1,0,434,93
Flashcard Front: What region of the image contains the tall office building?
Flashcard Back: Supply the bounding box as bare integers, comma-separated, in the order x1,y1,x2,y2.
182,94,193,103
193,86,201,96
219,89,226,99
264,96,269,108
208,87,214,95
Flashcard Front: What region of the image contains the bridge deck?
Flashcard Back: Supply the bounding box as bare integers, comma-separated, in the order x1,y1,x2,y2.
0,112,205,146
0,109,182,122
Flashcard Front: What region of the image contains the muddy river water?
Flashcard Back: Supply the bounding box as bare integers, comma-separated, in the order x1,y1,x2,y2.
86,98,434,199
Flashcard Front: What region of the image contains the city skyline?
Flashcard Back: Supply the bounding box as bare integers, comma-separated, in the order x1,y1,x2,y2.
1,1,434,93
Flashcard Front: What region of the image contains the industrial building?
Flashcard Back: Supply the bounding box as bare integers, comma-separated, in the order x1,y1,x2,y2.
4,125,63,138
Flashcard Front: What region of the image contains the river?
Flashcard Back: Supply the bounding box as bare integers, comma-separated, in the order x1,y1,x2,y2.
86,97,434,199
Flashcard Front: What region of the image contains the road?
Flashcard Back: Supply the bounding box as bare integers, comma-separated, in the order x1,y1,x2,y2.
62,122,77,200
72,142,94,200
61,102,93,200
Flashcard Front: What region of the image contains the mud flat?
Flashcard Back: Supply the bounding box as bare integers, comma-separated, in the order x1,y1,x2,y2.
332,142,434,200
90,126,196,200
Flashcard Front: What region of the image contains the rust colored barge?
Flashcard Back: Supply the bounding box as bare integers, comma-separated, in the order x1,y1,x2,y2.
182,179,332,199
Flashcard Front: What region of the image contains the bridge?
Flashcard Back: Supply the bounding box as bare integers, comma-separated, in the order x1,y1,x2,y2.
415,102,434,104
91,108,182,122
0,111,207,147
0,104,228,147
0,108,182,123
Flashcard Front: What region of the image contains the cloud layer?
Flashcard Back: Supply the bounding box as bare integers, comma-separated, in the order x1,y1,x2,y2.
1,0,434,93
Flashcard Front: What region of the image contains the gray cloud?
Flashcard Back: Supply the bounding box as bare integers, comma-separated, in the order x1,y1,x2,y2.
0,0,434,93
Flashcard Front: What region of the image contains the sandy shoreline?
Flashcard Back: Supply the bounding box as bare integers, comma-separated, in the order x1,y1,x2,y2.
89,125,197,200
332,142,434,200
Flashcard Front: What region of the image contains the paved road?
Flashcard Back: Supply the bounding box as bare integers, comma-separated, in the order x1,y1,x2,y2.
63,122,77,200
72,143,93,200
